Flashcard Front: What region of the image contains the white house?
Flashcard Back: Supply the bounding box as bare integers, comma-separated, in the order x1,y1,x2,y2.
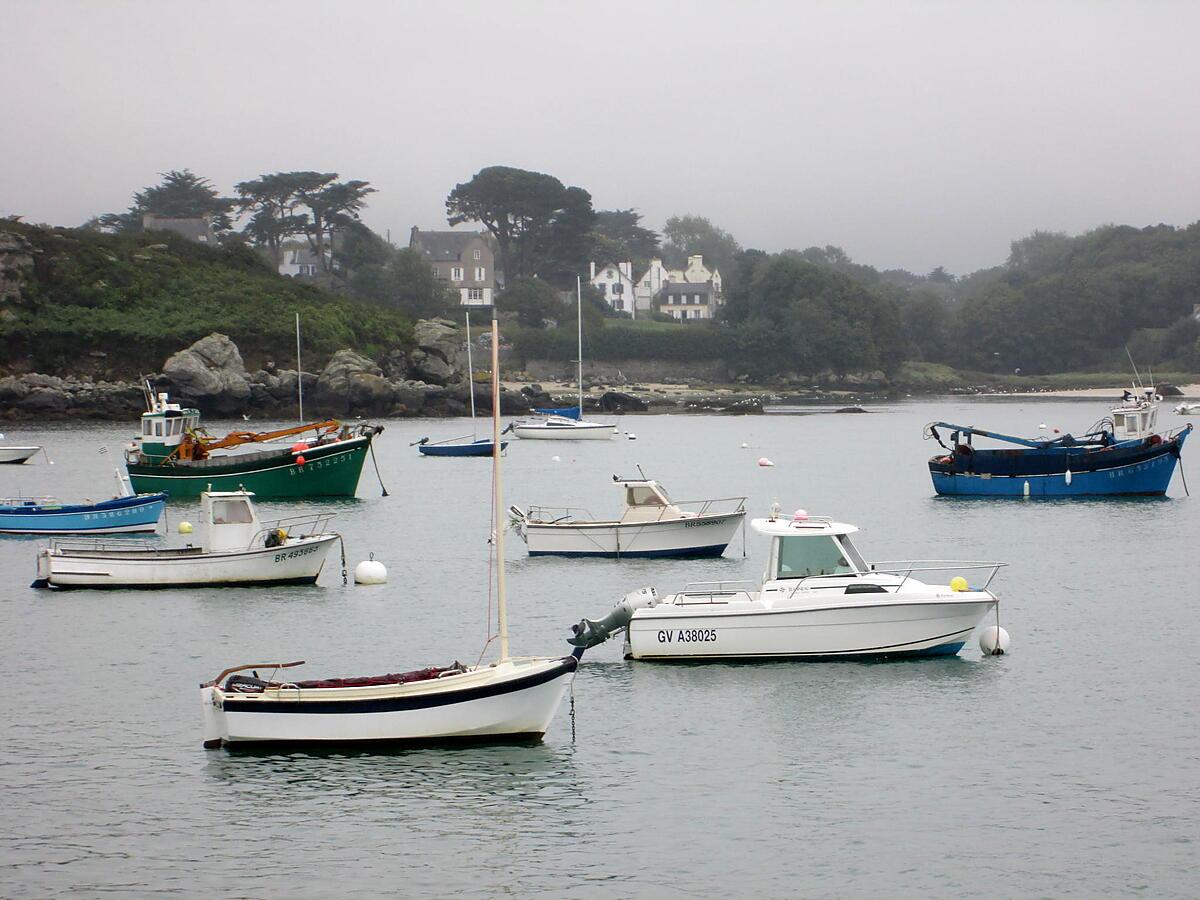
588,261,638,316
279,240,332,277
634,258,670,314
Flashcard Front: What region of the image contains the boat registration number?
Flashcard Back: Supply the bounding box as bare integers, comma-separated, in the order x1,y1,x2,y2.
274,545,318,563
658,629,717,643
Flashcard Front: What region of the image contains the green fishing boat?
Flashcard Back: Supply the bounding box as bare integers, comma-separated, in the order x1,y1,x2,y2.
124,389,384,499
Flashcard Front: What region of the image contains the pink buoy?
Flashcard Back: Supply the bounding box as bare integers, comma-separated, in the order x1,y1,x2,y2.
757,457,775,467
292,442,309,453
792,509,808,522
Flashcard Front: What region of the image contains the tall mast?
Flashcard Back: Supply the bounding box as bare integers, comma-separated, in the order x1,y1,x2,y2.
576,275,584,418
465,309,476,440
491,303,509,661
295,312,304,422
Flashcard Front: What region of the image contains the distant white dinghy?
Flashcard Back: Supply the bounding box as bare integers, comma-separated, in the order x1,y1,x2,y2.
510,475,746,558
33,489,339,590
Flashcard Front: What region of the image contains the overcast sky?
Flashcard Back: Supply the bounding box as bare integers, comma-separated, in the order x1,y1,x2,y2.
3,0,1198,274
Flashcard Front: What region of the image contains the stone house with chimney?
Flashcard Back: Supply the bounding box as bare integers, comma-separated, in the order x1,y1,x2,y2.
409,227,496,306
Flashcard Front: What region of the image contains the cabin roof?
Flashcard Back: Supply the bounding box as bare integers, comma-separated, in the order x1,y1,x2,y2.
751,515,858,537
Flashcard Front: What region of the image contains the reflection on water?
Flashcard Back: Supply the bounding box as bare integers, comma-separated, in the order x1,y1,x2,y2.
2,404,1198,897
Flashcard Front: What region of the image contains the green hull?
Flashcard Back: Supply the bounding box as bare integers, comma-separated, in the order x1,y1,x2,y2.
127,436,373,499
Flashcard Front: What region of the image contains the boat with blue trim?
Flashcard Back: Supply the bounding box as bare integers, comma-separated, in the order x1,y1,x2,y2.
925,387,1191,497
1,488,165,535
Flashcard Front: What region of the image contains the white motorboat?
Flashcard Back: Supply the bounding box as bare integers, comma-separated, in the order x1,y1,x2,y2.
200,305,579,749
0,442,41,464
33,489,340,589
1175,401,1200,416
510,475,745,558
511,276,615,441
568,508,1004,661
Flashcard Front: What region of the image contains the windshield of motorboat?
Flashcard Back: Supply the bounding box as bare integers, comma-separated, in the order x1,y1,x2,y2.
212,499,254,524
627,485,668,507
776,534,861,579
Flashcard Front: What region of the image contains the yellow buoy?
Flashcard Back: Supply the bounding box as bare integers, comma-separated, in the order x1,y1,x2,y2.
949,576,969,592
178,521,194,535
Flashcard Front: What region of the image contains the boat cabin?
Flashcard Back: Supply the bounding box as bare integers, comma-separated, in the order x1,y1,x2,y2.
137,392,201,463
199,490,263,552
615,477,689,523
1110,387,1160,441
752,512,867,582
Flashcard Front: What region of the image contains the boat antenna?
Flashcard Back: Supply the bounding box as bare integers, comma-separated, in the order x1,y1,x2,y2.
577,274,584,421
295,312,304,422
1124,345,1143,390
491,301,509,662
465,309,476,440
637,463,647,481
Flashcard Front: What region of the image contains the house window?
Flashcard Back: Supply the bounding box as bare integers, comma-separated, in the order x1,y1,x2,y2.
612,283,624,295
451,267,464,281
473,249,481,260
474,266,485,281
694,294,701,303
467,288,484,301
614,298,624,310
607,270,615,279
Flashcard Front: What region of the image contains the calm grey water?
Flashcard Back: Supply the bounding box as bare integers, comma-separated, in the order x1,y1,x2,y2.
2,400,1197,898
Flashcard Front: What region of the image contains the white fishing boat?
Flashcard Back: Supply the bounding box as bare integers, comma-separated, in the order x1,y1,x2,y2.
33,489,340,589
568,507,1004,661
511,276,616,441
510,475,745,558
200,305,579,749
1175,401,1200,416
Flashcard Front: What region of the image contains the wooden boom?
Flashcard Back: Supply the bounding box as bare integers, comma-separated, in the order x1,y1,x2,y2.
176,420,343,461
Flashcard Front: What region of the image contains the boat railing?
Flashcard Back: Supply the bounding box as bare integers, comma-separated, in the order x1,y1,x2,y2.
252,513,337,547
677,580,757,604
868,560,1007,590
0,497,59,507
667,496,747,519
50,537,164,553
524,505,597,524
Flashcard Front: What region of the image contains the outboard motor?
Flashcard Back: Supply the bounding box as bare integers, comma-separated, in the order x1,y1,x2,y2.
569,587,657,652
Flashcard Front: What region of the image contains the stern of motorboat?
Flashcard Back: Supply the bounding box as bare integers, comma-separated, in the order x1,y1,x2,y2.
568,587,658,654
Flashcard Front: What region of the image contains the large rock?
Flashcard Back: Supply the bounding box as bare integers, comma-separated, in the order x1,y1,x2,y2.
19,386,71,413
0,375,29,404
408,348,456,386
162,333,251,413
392,379,446,415
315,350,395,414
413,318,464,362
598,391,648,413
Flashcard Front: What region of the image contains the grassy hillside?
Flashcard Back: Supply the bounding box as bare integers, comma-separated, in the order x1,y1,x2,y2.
0,221,412,376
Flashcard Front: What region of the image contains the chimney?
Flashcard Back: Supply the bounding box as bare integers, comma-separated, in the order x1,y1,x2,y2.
619,261,631,278
589,261,596,280
688,254,703,270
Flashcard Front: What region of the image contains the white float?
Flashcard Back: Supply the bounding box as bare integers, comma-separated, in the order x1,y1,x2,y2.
354,557,388,584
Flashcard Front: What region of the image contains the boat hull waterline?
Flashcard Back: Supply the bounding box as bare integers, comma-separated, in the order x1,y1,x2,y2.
0,493,166,534
511,421,616,440
0,446,40,465
418,438,507,457
625,597,996,660
202,656,577,747
523,512,744,558
127,436,372,499
34,534,337,589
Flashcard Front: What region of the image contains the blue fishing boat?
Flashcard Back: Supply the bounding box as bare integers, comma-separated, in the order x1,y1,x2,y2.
0,492,166,534
925,388,1191,497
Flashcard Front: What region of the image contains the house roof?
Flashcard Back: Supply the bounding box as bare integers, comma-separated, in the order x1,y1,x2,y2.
410,229,485,262
663,281,714,297
142,214,214,242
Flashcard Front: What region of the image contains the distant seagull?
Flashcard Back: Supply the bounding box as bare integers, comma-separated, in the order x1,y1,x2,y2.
242,413,250,421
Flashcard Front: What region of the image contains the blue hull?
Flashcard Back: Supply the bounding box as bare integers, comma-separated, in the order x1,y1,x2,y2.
528,543,730,559
419,439,508,458
932,449,1181,497
0,493,167,534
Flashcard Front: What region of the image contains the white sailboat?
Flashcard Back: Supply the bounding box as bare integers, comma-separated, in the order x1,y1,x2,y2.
511,276,616,440
200,305,579,748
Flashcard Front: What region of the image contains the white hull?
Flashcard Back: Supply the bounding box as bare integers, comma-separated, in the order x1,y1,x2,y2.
37,534,337,589
0,446,40,464
512,421,615,440
627,595,996,659
202,656,576,746
524,512,743,557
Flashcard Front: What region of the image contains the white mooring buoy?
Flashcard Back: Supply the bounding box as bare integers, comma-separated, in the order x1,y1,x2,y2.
178,521,194,534
627,433,637,440
980,625,1011,656
740,442,750,449
551,455,561,462
355,555,388,585
758,457,775,467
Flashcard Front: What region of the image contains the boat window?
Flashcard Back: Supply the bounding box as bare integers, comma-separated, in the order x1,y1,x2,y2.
212,500,253,524
154,421,163,437
142,419,152,436
776,535,854,578
836,535,868,572
627,486,665,507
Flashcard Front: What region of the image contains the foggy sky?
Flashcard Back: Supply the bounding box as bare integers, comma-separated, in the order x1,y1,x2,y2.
3,0,1198,275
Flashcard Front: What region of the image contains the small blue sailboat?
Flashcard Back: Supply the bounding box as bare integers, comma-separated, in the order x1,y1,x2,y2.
925,387,1191,497
1,471,166,534
416,309,508,458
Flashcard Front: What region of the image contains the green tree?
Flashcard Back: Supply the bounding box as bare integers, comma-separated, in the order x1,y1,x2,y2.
350,247,450,319
99,169,234,234
591,209,660,270
446,166,595,285
234,173,309,268
661,214,740,281
499,277,563,328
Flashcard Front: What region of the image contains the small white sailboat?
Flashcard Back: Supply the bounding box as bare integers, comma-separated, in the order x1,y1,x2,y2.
569,507,1005,661
33,489,339,589
0,435,41,465
200,305,579,749
510,474,746,558
511,276,616,441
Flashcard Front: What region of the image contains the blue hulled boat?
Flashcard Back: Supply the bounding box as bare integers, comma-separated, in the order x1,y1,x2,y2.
0,492,167,534
417,437,507,458
926,388,1191,497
